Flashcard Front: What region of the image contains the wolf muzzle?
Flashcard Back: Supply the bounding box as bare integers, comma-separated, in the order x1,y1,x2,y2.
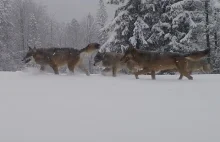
22,57,32,64
93,61,102,66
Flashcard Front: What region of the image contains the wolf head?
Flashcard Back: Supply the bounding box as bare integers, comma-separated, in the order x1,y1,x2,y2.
93,48,107,66
120,46,137,63
22,46,37,64
80,43,100,54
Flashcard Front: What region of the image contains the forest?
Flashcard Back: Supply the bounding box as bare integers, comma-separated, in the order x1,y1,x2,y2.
0,0,220,73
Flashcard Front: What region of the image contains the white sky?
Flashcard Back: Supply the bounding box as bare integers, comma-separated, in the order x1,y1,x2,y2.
34,0,118,23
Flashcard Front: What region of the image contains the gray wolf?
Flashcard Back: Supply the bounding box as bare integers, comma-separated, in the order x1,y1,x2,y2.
120,46,210,80
178,59,212,79
93,51,141,77
22,43,100,75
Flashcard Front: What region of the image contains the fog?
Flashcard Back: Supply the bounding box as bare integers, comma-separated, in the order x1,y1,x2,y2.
34,0,117,22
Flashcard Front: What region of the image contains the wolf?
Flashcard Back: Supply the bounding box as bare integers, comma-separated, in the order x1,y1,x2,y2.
148,59,212,78
93,51,142,77
178,59,212,79
22,43,100,75
120,46,210,80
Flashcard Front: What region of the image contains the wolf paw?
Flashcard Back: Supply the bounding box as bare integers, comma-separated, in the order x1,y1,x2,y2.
135,74,139,79
188,76,193,80
86,72,90,76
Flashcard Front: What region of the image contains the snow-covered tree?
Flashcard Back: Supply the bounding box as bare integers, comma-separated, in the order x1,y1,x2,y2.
104,0,208,53
82,13,99,73
103,0,149,51
205,0,220,73
96,0,108,45
28,14,41,48
0,0,219,73
0,0,16,71
65,18,80,48
0,0,13,48
12,0,26,50
84,13,98,44
107,0,125,5
140,0,205,52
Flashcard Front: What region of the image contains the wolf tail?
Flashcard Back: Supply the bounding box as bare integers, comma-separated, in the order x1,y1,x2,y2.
184,48,210,61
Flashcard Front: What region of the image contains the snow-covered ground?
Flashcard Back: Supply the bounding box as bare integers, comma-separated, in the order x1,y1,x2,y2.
0,69,219,142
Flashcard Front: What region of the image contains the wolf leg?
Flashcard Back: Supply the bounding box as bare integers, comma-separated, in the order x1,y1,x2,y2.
101,68,112,76
179,74,183,80
182,71,193,80
176,61,193,80
78,64,90,76
112,66,117,77
135,74,139,79
134,68,150,79
151,71,156,80
67,63,76,74
204,64,212,73
50,64,59,75
40,66,45,71
189,71,192,75
182,64,193,80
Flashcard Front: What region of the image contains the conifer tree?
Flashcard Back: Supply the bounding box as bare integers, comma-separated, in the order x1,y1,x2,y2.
28,14,41,48
103,0,149,51
96,0,108,45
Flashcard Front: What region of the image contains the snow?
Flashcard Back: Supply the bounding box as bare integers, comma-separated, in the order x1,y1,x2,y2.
101,30,117,49
180,29,192,43
129,17,149,46
171,0,202,11
0,70,220,142
212,0,220,9
103,10,129,32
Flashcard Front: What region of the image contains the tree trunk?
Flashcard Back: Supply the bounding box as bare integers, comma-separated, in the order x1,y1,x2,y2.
205,0,211,63
50,20,53,46
214,32,218,49
20,2,25,50
136,35,140,49
214,9,218,50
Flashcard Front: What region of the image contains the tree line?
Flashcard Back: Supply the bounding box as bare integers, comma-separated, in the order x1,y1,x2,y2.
0,0,108,72
1,0,220,73
104,0,220,73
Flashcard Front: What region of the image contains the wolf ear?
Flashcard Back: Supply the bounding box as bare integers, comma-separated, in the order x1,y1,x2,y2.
28,46,32,51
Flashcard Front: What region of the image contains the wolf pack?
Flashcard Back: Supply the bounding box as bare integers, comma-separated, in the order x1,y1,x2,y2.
22,42,212,80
